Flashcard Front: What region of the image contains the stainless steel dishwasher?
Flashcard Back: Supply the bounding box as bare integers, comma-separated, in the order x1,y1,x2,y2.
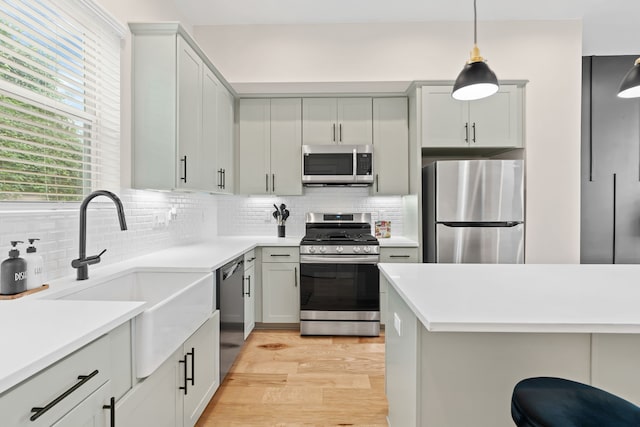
216,256,245,381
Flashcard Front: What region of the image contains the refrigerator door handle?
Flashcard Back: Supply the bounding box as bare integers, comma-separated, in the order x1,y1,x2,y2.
439,221,522,228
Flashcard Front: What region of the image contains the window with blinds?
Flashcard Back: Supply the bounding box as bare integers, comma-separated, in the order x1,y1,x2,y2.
0,0,124,201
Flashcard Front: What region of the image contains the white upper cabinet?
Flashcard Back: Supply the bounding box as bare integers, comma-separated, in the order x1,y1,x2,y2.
302,97,372,145
372,97,409,195
239,98,302,195
130,23,235,193
421,85,523,149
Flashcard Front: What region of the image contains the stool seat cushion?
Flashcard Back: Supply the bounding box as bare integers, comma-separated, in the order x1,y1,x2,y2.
511,377,640,427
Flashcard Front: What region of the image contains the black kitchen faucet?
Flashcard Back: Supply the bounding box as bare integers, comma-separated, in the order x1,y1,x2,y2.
71,190,127,280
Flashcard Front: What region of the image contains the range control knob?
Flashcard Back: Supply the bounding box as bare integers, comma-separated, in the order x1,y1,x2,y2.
320,246,327,253
336,246,344,253
363,246,371,253
308,246,316,253
353,246,361,253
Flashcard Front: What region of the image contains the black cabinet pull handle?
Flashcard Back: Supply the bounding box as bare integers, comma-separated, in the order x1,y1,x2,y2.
472,122,476,143
272,174,275,193
180,156,187,182
245,276,251,297
218,169,223,189
30,369,99,421
179,354,188,395
390,255,411,258
339,123,342,142
270,254,291,257
265,173,269,192
376,174,379,193
464,123,469,143
294,267,298,287
189,348,195,386
332,123,336,142
103,396,115,427
222,169,226,190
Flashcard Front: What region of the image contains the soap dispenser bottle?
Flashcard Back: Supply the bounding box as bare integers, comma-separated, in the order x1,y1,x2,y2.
1,241,27,295
24,238,44,290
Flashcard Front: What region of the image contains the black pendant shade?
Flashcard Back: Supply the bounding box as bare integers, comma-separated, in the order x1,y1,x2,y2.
451,0,499,101
452,58,499,101
617,58,640,98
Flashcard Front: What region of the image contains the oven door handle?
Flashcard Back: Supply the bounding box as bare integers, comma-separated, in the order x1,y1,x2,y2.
300,255,379,264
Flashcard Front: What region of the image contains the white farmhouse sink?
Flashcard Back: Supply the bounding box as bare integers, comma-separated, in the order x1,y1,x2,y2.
56,269,214,378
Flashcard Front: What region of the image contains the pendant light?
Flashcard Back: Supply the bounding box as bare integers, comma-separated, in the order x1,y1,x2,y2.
452,0,499,101
617,57,640,98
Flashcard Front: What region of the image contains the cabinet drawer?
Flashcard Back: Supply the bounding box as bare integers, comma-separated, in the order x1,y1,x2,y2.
0,334,110,426
244,249,257,270
262,246,299,263
380,247,419,263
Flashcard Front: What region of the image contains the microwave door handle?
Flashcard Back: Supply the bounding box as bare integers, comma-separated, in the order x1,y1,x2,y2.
353,148,357,180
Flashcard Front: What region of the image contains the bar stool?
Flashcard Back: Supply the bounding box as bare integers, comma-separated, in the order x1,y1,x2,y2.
511,377,640,427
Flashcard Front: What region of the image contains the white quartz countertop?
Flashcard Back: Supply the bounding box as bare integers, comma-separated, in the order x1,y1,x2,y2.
0,299,145,394
0,236,300,395
379,263,640,334
0,234,417,395
378,236,419,247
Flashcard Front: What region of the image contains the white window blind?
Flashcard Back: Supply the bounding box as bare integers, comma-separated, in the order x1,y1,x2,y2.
0,0,124,201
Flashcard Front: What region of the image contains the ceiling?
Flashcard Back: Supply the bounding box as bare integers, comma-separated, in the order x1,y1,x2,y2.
174,0,640,55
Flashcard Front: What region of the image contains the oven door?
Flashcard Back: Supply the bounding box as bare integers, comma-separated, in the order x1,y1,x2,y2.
299,255,379,313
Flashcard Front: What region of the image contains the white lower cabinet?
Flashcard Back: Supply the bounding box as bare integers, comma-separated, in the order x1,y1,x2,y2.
379,247,419,325
0,333,113,427
183,311,220,427
244,249,256,339
261,247,300,323
117,311,220,427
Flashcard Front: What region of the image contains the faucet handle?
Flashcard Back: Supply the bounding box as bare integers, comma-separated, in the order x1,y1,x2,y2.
71,249,107,268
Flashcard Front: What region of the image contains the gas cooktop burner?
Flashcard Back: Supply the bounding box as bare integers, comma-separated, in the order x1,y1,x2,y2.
300,212,379,254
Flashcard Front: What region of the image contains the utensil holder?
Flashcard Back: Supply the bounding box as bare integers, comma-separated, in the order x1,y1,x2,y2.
277,225,285,238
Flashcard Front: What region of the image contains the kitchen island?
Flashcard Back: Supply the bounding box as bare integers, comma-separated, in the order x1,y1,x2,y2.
379,263,640,427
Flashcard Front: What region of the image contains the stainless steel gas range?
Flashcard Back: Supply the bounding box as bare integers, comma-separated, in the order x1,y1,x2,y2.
299,213,380,336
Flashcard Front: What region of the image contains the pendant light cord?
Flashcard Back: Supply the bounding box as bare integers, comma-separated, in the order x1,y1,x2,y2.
473,0,477,45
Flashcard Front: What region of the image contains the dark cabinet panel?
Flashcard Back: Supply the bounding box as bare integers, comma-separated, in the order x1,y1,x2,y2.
581,55,640,264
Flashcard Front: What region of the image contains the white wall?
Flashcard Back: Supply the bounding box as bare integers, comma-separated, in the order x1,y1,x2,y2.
194,21,583,263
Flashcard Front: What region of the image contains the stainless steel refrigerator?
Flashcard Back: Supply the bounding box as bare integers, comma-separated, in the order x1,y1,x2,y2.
422,159,524,263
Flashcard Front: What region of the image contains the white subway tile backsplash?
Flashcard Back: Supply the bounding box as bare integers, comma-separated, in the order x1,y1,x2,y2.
0,189,218,283
0,186,405,284
217,187,404,237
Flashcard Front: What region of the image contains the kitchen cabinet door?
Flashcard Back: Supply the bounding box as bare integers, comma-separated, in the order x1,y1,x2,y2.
244,263,256,339
216,82,235,193
201,67,219,191
182,312,220,427
270,98,302,195
337,97,373,145
262,262,300,323
302,97,372,145
372,97,409,195
116,349,182,427
422,86,469,147
239,98,271,194
177,36,204,190
469,85,522,148
239,98,302,195
302,98,337,145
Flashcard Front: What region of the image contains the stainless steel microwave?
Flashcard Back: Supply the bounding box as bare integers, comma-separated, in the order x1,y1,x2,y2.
302,144,374,186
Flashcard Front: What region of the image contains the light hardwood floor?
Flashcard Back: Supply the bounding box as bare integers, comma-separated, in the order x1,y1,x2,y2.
196,329,388,427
